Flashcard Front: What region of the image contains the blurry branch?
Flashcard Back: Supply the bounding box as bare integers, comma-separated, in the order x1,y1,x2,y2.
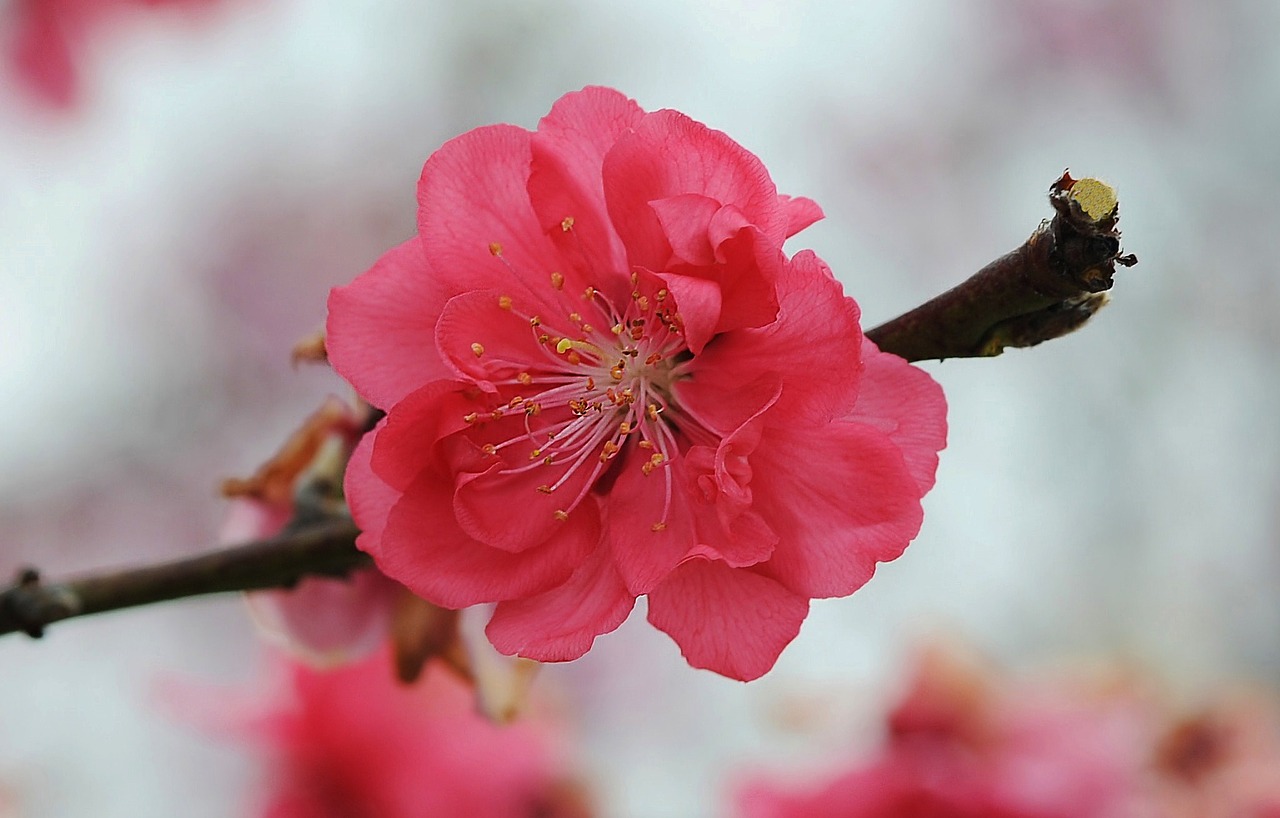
0,173,1135,641
866,172,1137,362
0,519,365,638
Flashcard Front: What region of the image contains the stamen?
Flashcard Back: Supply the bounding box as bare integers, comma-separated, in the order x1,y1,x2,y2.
488,242,503,256
550,272,565,290
561,216,575,231
553,509,569,521
470,342,485,357
498,295,513,310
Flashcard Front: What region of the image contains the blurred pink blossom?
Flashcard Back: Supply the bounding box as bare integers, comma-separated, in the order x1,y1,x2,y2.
4,0,218,108
736,646,1280,818
245,649,591,818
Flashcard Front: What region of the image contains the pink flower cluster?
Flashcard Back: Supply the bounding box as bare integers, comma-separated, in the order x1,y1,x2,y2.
328,87,947,681
736,647,1280,818
246,649,590,818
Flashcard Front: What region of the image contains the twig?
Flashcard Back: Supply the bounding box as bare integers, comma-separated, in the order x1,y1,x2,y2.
0,519,366,638
0,173,1135,641
866,172,1137,362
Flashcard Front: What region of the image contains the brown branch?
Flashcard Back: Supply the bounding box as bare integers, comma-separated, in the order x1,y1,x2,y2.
865,172,1137,362
0,519,366,639
0,174,1135,642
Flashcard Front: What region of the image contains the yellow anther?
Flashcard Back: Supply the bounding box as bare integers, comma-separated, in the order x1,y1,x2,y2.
581,323,594,334
482,443,497,455
509,396,525,408
584,377,595,391
553,510,570,521
538,334,550,344
470,342,485,357
566,351,582,365
569,312,582,323
637,296,650,312
651,522,667,532
629,325,644,341
645,352,662,366
517,372,533,385
583,286,596,299
550,272,565,290
655,288,668,301
610,365,625,382
543,455,555,465
463,412,479,424
638,440,654,450
529,448,542,460
646,403,661,421
611,323,624,335
530,316,542,327
556,338,574,354
488,242,503,256
537,484,554,494
560,216,575,232
619,422,632,434
649,453,665,465
497,295,513,310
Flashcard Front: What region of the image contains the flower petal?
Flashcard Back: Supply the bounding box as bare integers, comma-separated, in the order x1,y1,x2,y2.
369,381,478,492
528,86,645,296
650,193,722,267
326,238,455,409
247,571,399,664
849,339,949,493
778,194,824,238
355,429,597,608
434,289,550,388
485,545,636,662
417,124,565,310
605,450,697,595
603,109,786,272
679,249,862,427
647,559,809,682
752,421,925,598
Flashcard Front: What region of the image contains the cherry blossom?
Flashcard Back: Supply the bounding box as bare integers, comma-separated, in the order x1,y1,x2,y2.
328,86,947,681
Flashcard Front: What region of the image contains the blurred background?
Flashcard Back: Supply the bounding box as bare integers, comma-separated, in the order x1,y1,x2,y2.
2,1,1278,815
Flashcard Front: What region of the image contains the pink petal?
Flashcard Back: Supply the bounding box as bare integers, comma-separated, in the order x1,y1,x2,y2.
486,545,636,662
656,270,723,355
603,109,787,272
696,223,783,334
433,289,548,389
604,449,697,595
247,571,399,663
369,381,478,492
777,194,824,238
647,559,809,681
528,86,644,294
345,425,400,552
375,466,598,609
650,193,722,266
416,124,566,311
678,249,862,427
452,451,598,553
752,420,925,598
326,238,456,409
10,0,78,108
848,339,949,493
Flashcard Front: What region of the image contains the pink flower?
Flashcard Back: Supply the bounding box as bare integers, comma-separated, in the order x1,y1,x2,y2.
221,397,401,665
735,647,1154,818
247,649,591,818
4,0,217,108
328,86,947,681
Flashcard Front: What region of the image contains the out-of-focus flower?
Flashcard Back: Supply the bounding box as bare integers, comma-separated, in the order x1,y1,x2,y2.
3,0,217,108
242,649,592,818
222,396,402,667
328,85,947,682
735,646,1280,818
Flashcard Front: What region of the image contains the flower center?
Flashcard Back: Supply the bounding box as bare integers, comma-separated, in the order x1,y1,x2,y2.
463,257,690,530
